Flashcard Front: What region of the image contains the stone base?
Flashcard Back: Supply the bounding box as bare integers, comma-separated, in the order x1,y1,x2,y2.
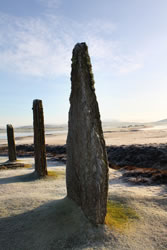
0,161,31,170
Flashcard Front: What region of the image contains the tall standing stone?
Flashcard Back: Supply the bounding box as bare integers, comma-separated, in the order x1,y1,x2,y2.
7,124,16,162
33,99,47,177
66,43,109,225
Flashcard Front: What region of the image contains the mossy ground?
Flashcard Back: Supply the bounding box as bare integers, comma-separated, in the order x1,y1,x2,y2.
16,160,32,168
47,170,65,178
105,200,139,232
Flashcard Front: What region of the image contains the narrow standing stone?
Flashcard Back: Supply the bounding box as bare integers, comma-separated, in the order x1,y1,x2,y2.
7,124,16,162
66,43,109,225
33,99,47,177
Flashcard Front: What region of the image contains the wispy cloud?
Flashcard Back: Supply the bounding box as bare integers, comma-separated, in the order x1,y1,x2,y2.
38,0,62,9
0,8,143,78
0,13,73,77
112,54,143,74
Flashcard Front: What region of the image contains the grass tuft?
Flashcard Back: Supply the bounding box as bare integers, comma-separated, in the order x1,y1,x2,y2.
16,160,32,168
47,170,65,178
22,164,32,168
105,200,139,232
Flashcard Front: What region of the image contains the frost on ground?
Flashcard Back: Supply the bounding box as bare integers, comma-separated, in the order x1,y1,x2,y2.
0,157,167,250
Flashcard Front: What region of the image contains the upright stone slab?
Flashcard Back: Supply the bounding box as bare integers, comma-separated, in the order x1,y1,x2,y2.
7,124,16,162
33,99,47,177
66,43,109,225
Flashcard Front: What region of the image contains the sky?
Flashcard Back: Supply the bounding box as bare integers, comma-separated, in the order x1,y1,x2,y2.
0,0,167,127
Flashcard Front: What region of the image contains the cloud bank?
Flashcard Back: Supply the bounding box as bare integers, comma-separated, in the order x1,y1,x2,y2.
0,6,143,78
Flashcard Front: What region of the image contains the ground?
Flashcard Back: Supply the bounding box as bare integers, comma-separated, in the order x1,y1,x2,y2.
0,157,166,249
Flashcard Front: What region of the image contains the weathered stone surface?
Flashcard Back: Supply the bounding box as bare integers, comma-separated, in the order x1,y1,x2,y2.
7,124,16,162
33,99,47,177
66,43,109,225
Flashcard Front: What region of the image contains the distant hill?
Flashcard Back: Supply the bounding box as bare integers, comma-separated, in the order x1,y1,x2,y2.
15,124,67,130
0,121,145,132
0,124,68,133
102,120,143,128
153,119,167,125
1,119,167,132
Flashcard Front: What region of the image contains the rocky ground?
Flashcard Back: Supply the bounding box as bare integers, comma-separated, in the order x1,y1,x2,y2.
1,143,167,184
107,144,167,185
107,144,167,169
1,143,167,168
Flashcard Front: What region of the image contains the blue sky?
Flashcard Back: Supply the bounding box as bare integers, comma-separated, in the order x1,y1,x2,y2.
0,0,167,126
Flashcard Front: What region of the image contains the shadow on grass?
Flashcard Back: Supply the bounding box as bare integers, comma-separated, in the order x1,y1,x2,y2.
0,172,38,184
0,169,66,185
0,197,112,250
46,160,65,168
159,184,167,196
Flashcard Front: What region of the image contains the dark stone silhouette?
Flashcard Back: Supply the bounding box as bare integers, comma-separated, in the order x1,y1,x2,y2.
7,124,16,162
33,99,47,177
66,43,109,225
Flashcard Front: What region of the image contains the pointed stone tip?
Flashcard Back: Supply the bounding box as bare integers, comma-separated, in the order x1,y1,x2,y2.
74,42,87,49
72,42,88,57
71,42,95,91
33,99,43,109
33,99,42,104
7,124,13,129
